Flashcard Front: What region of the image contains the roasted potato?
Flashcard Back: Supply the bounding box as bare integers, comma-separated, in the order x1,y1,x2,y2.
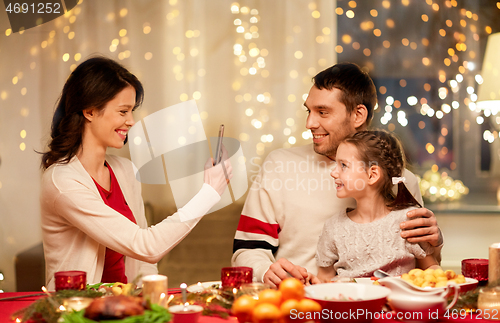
401,268,466,288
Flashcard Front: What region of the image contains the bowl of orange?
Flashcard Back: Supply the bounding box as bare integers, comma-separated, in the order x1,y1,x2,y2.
305,283,391,323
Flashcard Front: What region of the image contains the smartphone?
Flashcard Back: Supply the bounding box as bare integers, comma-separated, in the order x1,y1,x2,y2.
214,124,224,165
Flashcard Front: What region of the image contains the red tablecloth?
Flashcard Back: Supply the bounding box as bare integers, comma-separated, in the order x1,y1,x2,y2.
1,292,46,322
0,291,236,323
0,291,488,323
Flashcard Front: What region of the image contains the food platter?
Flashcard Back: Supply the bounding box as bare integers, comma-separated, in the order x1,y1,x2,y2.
354,276,478,293
394,277,478,293
186,281,222,293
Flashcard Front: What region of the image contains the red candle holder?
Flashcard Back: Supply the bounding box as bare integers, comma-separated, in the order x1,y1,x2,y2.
54,270,86,291
169,304,203,323
221,266,253,289
462,258,488,282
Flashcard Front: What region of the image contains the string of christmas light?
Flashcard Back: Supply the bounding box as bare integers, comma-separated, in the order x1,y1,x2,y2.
0,271,5,293
230,1,334,157
418,168,469,203
2,0,497,203
231,3,271,157
335,0,499,174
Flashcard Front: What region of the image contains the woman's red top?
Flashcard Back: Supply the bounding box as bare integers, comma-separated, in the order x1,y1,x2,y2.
93,163,137,283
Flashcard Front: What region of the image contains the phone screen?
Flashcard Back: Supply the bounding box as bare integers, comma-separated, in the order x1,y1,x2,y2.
214,124,224,165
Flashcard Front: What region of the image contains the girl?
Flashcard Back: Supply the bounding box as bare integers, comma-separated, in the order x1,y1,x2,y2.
316,130,438,282
41,56,232,290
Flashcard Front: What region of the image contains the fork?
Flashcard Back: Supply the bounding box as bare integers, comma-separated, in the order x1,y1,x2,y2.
374,269,390,278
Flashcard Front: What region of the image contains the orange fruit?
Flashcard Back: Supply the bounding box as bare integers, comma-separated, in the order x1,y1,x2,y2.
297,298,322,320
256,289,282,307
280,299,300,323
279,277,305,301
252,303,281,323
232,295,257,323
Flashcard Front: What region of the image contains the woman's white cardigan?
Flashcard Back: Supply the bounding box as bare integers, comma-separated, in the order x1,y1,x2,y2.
41,155,220,290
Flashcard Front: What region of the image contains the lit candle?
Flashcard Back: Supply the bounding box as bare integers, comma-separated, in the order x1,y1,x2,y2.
142,275,168,305
41,286,60,309
166,294,174,306
233,287,238,300
490,243,500,286
180,283,187,307
159,293,166,307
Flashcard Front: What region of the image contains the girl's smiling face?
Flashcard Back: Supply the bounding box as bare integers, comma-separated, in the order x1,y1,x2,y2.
330,142,370,199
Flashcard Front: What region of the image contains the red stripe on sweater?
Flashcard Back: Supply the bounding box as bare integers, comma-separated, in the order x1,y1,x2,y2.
237,215,280,240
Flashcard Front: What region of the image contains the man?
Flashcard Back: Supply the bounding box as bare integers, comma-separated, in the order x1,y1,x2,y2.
232,63,442,287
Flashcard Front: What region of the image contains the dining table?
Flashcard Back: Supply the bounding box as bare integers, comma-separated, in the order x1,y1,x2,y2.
0,290,236,323
0,290,491,323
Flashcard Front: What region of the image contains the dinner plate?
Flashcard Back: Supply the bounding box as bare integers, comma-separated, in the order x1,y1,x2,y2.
186,281,222,293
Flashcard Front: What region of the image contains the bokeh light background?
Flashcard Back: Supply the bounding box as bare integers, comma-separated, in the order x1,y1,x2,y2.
0,0,499,291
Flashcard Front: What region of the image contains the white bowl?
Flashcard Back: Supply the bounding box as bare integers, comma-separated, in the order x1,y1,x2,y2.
305,283,391,323
388,293,447,311
387,294,449,323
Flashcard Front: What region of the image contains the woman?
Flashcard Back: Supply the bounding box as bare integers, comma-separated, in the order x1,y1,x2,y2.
40,56,232,290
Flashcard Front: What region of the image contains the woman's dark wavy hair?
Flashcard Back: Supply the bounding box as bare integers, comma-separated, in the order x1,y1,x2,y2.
313,62,377,127
41,56,144,170
343,130,421,210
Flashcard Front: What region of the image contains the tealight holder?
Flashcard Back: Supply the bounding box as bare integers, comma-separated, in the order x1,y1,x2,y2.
462,258,489,283
54,271,86,291
169,304,203,323
478,286,500,321
142,274,168,305
220,266,252,289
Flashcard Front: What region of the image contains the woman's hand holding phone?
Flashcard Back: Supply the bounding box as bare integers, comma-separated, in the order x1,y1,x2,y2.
204,146,232,196
204,126,232,196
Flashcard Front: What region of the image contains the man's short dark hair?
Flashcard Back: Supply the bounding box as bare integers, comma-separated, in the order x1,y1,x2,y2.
313,63,377,126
